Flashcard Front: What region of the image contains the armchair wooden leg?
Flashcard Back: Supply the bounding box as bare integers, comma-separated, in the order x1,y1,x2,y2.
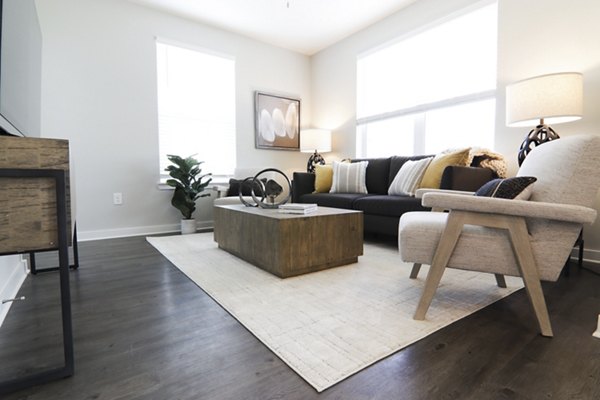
507,218,553,337
414,211,466,320
578,234,584,269
409,263,421,279
494,274,507,288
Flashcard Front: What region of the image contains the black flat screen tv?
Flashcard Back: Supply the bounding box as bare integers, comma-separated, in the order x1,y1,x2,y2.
0,0,25,137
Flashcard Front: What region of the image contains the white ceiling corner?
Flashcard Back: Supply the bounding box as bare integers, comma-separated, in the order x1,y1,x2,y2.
128,0,419,55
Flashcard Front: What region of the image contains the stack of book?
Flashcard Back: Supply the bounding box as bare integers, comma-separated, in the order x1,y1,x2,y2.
278,203,318,215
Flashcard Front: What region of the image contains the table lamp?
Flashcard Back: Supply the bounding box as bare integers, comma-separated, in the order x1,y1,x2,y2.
300,129,332,173
506,72,583,166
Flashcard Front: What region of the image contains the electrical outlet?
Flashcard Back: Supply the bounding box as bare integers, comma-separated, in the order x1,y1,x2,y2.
113,192,123,205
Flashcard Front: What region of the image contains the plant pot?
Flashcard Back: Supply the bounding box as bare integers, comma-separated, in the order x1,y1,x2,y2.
181,219,197,235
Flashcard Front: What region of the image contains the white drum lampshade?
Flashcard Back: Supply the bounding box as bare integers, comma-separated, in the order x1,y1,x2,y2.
506,72,583,165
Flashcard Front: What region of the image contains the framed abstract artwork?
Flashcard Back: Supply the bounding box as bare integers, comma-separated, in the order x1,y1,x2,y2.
254,91,300,150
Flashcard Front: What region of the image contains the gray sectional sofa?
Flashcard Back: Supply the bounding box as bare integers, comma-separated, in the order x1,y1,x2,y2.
292,155,495,237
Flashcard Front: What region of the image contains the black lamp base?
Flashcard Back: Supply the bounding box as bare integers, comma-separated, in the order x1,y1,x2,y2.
306,151,325,173
518,123,560,166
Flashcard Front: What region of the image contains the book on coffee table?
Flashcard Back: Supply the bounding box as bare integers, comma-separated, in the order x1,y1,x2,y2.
278,203,318,214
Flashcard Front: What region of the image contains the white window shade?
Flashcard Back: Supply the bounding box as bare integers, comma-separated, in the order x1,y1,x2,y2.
357,4,497,120
156,41,236,178
356,2,498,157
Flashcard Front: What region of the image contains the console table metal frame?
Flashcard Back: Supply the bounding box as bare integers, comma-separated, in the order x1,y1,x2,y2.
29,223,79,274
0,168,74,395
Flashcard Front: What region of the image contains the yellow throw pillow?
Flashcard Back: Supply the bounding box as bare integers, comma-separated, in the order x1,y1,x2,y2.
314,164,333,193
419,148,471,189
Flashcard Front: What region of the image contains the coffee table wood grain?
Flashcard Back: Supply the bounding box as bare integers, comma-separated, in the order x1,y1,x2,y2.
213,204,363,278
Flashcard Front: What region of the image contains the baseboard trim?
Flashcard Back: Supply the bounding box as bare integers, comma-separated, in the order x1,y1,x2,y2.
78,220,214,241
570,247,600,265
0,256,28,328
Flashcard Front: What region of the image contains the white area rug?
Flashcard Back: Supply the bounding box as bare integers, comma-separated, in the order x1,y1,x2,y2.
147,233,523,392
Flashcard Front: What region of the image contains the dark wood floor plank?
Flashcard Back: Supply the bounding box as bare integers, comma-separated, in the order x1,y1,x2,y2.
0,235,599,399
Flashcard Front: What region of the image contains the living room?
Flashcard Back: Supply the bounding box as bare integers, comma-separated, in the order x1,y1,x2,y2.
1,0,599,398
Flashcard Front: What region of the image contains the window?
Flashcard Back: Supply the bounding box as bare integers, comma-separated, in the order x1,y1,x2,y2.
156,40,236,180
356,2,497,157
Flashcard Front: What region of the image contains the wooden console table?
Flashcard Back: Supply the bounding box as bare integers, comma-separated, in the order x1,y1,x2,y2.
0,136,74,395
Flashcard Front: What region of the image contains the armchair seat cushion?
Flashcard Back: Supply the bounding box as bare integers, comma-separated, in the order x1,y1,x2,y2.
399,211,580,282
353,195,429,217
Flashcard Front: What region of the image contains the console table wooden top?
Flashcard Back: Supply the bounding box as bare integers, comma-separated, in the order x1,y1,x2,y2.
213,204,363,278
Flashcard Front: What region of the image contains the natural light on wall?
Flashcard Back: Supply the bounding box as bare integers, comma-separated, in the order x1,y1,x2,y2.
356,2,498,157
156,40,236,179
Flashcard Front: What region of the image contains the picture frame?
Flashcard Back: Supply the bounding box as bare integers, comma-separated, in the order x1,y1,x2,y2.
254,91,300,150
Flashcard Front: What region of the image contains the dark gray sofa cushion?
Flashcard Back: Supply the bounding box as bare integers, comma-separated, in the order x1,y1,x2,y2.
298,193,368,209
352,157,390,195
352,195,430,217
364,214,405,237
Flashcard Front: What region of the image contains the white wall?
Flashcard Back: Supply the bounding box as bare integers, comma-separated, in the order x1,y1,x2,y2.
496,0,600,260
0,257,28,327
311,0,600,260
0,0,42,137
34,0,312,240
0,0,41,325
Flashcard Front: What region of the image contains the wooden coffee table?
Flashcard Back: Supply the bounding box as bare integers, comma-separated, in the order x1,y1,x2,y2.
213,204,363,278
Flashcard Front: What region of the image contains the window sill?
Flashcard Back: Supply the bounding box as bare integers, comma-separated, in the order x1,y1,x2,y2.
157,180,230,196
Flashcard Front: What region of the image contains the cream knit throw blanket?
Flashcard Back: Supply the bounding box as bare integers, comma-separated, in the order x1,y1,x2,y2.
468,148,508,178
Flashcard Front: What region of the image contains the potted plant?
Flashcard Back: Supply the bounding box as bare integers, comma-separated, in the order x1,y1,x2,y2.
165,154,212,234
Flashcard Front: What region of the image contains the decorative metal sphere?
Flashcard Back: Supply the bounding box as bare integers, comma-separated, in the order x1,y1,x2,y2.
249,168,291,209
238,176,263,207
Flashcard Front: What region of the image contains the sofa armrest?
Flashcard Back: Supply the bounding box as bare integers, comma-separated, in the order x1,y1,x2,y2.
292,172,315,202
440,166,495,192
210,185,230,198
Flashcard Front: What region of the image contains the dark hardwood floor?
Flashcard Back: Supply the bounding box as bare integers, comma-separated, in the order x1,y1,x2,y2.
1,235,599,400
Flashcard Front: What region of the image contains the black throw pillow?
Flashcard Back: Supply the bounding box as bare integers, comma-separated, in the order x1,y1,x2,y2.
475,176,537,199
227,178,267,196
226,179,242,197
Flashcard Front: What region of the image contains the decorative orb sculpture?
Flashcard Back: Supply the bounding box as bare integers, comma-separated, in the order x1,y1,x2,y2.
238,176,264,207
250,168,291,209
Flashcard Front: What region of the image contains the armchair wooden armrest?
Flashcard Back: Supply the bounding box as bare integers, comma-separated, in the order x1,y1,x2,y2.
421,192,597,224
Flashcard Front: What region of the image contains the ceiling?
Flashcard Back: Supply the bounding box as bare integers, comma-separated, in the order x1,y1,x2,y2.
129,0,419,55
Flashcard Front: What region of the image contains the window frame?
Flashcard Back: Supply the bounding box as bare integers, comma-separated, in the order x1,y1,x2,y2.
355,0,498,158
155,37,236,186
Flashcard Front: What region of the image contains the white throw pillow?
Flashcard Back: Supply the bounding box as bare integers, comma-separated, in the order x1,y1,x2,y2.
388,157,433,196
330,160,369,194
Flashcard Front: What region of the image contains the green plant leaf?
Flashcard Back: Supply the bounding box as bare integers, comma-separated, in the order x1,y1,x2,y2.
166,154,212,220
171,186,195,219
165,179,184,189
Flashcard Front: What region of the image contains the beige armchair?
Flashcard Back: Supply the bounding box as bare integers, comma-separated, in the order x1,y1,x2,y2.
399,135,600,336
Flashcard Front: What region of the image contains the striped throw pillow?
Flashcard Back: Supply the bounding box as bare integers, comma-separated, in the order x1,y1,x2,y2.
388,157,433,196
330,160,369,194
